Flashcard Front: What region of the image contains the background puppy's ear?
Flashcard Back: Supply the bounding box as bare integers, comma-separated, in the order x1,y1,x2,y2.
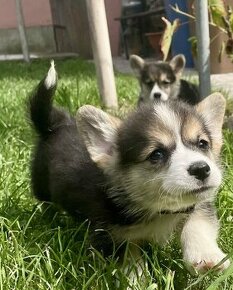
76,105,121,168
130,54,145,77
195,92,226,155
169,54,186,77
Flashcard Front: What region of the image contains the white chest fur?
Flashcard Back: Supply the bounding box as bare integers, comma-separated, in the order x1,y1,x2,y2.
112,214,186,244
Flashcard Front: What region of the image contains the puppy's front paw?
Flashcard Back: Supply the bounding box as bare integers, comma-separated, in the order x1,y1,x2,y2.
184,249,230,274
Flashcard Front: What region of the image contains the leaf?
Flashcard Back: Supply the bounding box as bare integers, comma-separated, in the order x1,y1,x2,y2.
209,0,227,28
188,36,197,58
229,9,233,32
218,40,226,62
160,17,180,61
146,284,158,290
209,0,226,15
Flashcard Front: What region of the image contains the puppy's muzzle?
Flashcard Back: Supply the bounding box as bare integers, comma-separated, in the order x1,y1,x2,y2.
188,161,211,181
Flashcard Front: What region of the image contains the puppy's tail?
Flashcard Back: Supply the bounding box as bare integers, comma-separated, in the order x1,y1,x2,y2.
29,60,57,136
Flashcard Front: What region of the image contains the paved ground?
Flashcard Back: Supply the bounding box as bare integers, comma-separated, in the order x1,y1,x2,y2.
0,53,79,61
113,57,233,98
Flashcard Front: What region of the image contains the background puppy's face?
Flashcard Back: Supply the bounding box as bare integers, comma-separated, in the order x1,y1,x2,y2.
140,64,177,102
77,93,226,214
130,54,185,104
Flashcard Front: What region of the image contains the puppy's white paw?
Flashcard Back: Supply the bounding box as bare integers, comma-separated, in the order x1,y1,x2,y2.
184,248,230,274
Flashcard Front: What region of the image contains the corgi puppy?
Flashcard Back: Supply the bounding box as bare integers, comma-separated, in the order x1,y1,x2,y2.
130,54,200,106
29,62,229,281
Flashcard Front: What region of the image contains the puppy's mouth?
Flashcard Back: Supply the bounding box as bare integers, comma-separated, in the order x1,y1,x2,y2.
189,186,214,194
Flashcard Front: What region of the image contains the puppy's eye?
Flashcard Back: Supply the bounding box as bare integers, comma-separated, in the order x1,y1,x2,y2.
145,80,154,87
148,149,166,163
161,80,170,85
198,139,209,150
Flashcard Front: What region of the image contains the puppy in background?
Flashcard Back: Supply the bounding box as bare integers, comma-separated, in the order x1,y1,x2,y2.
130,54,200,106
29,62,229,285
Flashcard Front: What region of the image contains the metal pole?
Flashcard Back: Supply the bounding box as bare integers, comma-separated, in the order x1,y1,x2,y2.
195,0,211,97
15,0,30,63
86,0,118,109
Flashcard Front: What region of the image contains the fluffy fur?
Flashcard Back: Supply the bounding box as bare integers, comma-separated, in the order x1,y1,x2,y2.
29,63,229,279
130,54,200,106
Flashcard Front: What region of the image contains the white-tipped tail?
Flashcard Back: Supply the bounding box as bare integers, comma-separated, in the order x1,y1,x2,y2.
44,60,57,89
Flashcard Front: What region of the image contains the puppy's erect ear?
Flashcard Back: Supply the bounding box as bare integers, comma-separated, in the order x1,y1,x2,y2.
130,54,145,77
195,92,226,131
76,105,121,168
195,92,226,155
169,54,186,77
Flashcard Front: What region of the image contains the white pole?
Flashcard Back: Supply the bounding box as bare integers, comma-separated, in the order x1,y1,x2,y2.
86,0,118,109
15,0,30,63
195,0,211,97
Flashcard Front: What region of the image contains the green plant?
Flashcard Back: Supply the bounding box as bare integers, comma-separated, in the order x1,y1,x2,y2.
160,17,180,61
160,0,233,61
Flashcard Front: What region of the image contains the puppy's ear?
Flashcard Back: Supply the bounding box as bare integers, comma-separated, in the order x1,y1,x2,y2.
195,92,226,155
195,92,226,131
169,54,186,77
76,105,121,168
130,54,145,77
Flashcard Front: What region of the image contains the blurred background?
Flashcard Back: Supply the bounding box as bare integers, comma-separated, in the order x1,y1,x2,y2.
0,1,192,63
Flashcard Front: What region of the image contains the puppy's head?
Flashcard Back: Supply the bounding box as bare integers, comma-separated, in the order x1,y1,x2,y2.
77,93,225,215
130,54,185,105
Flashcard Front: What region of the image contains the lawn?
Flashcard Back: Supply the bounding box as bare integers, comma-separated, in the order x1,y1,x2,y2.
0,58,232,290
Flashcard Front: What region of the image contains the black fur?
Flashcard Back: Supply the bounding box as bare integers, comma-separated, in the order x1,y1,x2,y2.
178,79,200,105
29,77,145,254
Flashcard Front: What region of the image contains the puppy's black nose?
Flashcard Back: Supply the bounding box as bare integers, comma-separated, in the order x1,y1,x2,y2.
153,92,161,99
188,161,210,181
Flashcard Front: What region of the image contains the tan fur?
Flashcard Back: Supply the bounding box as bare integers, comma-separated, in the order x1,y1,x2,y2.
160,73,171,83
182,116,205,141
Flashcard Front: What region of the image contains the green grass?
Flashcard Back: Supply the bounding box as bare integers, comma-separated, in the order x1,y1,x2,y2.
0,58,232,290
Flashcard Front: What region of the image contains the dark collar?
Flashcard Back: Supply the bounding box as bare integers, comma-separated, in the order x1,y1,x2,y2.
106,188,195,226
159,205,195,215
